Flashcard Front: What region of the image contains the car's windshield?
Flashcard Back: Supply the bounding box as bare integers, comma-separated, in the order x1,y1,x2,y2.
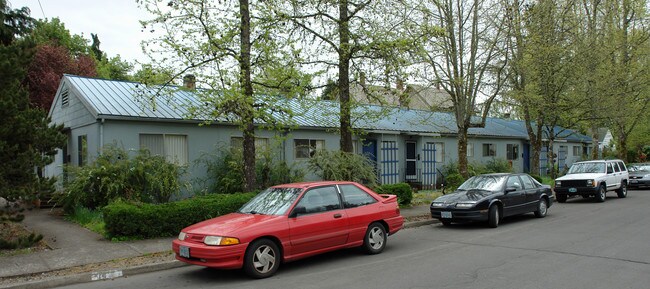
238,187,302,215
568,162,605,174
457,175,507,192
630,164,650,172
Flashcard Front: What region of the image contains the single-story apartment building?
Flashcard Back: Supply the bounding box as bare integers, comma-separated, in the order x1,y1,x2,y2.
44,75,593,190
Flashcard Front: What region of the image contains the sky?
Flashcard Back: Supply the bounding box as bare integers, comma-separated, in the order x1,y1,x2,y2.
8,0,151,64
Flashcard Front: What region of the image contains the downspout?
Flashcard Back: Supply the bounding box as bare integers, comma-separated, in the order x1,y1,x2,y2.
99,118,105,155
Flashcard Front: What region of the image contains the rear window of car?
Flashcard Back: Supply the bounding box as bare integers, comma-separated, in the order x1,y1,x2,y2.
618,161,627,171
339,184,377,209
520,175,537,189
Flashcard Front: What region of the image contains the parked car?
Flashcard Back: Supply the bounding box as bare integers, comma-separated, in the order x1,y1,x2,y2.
430,173,553,228
628,163,650,189
172,181,404,278
554,159,629,202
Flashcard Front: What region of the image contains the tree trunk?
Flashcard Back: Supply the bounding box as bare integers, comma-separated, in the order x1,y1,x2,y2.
338,0,353,153
240,0,256,192
457,126,469,178
618,130,628,162
591,125,600,160
547,136,556,179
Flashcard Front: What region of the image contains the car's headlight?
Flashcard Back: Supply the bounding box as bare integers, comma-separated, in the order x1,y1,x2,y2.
203,236,240,246
644,174,650,179
431,202,445,208
555,181,561,187
455,202,476,209
178,232,187,241
586,180,595,187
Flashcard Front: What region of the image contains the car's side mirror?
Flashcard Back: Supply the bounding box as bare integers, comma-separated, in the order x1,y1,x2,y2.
505,186,517,193
289,206,307,218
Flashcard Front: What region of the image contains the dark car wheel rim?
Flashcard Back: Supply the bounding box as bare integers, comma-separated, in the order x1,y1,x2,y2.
253,245,276,274
369,227,385,250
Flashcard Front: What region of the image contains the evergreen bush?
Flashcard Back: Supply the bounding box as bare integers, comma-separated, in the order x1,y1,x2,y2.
308,150,378,187
103,193,255,239
375,183,413,206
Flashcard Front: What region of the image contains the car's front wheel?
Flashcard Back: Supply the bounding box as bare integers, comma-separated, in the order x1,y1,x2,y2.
363,222,387,254
243,239,280,279
488,205,500,228
534,198,548,218
595,185,607,202
616,182,627,198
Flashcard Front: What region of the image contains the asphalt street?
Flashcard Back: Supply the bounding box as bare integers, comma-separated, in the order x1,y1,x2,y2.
57,189,650,289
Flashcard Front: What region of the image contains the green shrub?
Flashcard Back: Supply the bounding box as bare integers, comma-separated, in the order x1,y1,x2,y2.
103,193,256,239
308,150,377,187
529,174,543,184
483,158,513,173
375,183,413,206
57,145,185,213
198,145,304,194
444,173,466,192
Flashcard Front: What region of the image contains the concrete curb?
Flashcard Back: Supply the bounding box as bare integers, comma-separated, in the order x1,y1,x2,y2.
0,260,188,289
1,218,435,289
404,219,438,229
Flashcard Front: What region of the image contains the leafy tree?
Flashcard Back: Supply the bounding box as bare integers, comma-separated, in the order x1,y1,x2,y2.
139,0,307,191
95,54,133,81
274,0,421,152
31,17,89,56
0,0,65,204
26,43,97,109
416,0,509,178
132,63,175,85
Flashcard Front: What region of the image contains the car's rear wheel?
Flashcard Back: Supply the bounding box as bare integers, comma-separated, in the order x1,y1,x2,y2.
363,222,387,254
534,198,548,218
556,194,567,203
243,239,280,279
487,205,500,228
616,182,627,198
595,185,606,202
441,220,452,226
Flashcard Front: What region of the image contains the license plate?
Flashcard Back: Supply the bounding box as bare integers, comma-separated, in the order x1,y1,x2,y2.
441,211,452,219
631,180,638,183
179,246,190,258
569,188,577,193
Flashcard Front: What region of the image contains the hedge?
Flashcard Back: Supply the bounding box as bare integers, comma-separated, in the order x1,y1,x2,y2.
375,183,413,206
103,193,256,239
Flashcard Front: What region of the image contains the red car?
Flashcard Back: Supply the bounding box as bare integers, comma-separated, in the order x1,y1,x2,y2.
172,181,404,278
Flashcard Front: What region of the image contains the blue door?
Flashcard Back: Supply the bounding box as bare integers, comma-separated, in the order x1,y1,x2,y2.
362,139,377,171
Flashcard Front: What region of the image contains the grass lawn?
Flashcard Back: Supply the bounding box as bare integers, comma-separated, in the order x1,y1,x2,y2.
411,190,443,206
65,206,106,237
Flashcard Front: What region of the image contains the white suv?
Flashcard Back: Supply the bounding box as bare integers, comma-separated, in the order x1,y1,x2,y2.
554,160,629,203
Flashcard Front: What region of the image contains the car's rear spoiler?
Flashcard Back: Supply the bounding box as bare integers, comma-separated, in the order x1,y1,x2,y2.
379,194,398,204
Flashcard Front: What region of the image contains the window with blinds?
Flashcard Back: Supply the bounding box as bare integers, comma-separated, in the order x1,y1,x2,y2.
139,134,188,165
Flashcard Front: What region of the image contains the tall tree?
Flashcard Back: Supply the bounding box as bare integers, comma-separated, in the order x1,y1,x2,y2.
417,0,509,178
274,0,419,152
0,0,65,203
139,0,307,191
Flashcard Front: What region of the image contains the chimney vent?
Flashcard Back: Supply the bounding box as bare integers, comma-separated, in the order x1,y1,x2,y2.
183,74,196,89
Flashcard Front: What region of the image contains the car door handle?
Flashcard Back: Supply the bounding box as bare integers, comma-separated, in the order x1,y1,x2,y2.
333,213,342,218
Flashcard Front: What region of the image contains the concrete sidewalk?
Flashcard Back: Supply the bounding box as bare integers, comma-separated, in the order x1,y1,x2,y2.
0,204,433,288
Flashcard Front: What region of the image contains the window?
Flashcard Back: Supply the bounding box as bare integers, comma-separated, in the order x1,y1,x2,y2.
482,143,496,157
506,176,522,190
573,146,581,156
294,139,324,159
435,142,445,163
467,143,474,157
77,135,87,166
339,184,377,208
507,144,519,160
613,162,621,172
520,175,536,189
617,161,627,171
606,163,614,174
140,134,188,165
296,186,341,214
230,137,269,155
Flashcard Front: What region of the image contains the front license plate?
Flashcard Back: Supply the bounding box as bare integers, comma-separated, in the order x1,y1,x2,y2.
569,188,577,193
441,211,452,219
179,246,190,258
631,180,638,183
